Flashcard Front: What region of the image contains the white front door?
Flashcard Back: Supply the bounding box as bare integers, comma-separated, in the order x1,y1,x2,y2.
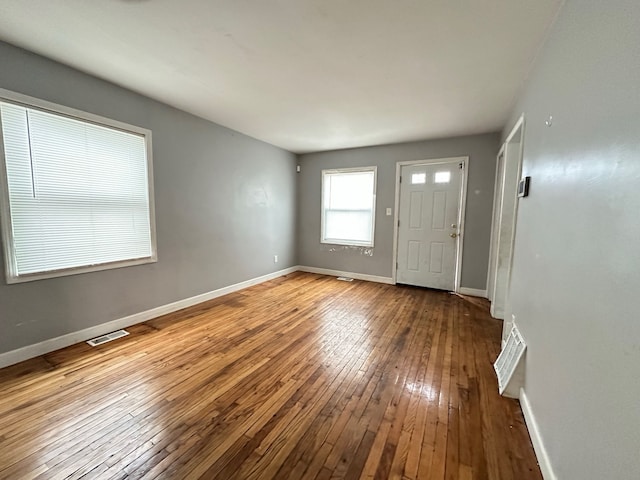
396,161,463,290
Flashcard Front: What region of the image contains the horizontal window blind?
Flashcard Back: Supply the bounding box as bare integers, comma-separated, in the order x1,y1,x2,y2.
322,169,376,247
0,100,154,280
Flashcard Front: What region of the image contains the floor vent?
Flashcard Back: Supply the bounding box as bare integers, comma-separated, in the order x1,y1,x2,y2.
336,276,354,282
494,324,526,398
87,329,129,347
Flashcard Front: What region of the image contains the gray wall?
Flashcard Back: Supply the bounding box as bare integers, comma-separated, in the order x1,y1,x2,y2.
0,42,297,355
503,0,640,478
297,134,499,289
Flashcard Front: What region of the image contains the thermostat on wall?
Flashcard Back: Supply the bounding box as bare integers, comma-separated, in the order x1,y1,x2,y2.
518,176,530,198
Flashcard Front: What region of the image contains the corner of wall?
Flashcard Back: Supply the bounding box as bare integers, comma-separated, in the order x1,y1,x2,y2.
293,153,303,266
519,388,557,480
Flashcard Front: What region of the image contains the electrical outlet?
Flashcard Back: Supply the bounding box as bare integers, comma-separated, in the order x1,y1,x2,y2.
273,255,278,263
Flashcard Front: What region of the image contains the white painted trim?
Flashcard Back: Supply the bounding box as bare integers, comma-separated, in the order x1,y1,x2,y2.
456,158,470,293
491,304,505,319
488,115,526,320
505,114,525,144
0,87,158,284
391,156,469,292
504,116,526,294
320,166,377,248
391,163,402,283
458,287,487,298
486,144,505,303
298,266,394,285
489,149,505,309
519,388,557,480
0,266,299,369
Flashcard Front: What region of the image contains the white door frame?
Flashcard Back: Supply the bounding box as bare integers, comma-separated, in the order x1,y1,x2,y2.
487,115,526,319
392,156,469,292
486,144,506,302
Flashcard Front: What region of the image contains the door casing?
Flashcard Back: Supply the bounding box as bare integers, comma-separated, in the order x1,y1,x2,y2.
486,145,506,303
392,156,469,291
487,115,525,322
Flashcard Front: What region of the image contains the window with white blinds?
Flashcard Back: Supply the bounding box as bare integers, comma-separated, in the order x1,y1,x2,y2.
0,90,156,283
321,167,376,247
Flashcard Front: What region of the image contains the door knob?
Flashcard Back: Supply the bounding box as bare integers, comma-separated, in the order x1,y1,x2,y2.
451,224,457,228
450,233,458,238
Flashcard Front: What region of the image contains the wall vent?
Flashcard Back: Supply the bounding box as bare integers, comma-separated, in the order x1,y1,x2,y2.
494,324,526,398
336,277,354,282
87,329,129,347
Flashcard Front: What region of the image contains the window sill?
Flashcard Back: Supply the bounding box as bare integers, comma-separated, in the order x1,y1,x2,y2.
5,255,157,284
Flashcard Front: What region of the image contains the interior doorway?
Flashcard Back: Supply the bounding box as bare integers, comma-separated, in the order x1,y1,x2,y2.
487,116,525,323
487,147,505,304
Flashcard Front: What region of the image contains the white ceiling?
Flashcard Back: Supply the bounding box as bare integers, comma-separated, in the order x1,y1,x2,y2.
0,0,562,154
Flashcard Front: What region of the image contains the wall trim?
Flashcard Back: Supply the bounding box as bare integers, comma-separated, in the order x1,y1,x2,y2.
486,144,505,303
298,266,394,285
458,287,487,298
519,388,557,480
491,304,505,320
0,266,299,369
488,115,526,320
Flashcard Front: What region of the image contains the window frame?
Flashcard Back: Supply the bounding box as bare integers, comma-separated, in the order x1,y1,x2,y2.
0,88,157,284
320,166,377,248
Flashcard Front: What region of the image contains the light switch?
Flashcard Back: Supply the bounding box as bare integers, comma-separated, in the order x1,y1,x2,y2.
386,208,392,216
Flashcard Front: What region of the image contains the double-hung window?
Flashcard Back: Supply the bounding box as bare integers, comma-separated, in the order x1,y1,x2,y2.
321,167,376,247
0,89,156,283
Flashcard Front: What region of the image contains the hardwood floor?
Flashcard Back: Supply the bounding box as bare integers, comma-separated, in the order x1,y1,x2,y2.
0,272,541,479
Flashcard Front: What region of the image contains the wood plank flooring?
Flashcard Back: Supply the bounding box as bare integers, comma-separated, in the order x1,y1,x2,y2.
0,272,541,479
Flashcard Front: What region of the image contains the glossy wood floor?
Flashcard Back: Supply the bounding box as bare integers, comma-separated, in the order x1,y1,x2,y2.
0,273,541,480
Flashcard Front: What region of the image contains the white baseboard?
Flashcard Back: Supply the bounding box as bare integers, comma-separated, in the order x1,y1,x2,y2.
491,304,505,319
519,388,557,480
458,287,487,298
0,266,299,369
298,266,394,285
